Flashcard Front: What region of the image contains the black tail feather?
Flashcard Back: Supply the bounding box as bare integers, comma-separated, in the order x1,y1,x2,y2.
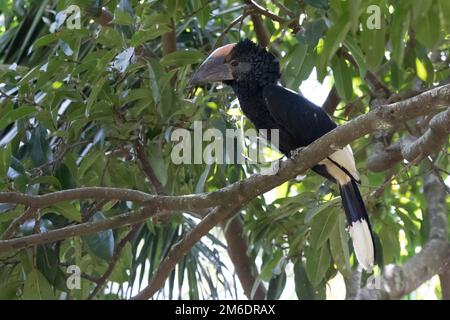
339,180,376,269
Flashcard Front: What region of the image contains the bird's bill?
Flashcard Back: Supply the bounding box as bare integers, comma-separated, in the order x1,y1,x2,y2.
189,43,236,86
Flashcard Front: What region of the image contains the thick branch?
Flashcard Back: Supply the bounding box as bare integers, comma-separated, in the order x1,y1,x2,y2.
0,187,215,211
367,108,450,172
0,207,156,253
401,108,450,162
162,19,176,56
223,216,267,299
344,269,361,300
250,14,270,47
440,271,450,300
322,86,340,116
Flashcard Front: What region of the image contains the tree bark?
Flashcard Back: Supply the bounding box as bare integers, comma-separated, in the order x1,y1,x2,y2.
223,216,267,299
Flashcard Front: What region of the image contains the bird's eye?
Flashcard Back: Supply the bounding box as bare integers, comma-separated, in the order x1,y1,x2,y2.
230,60,239,67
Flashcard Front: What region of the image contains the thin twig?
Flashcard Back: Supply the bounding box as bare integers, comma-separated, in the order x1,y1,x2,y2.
1,207,37,240
87,224,143,299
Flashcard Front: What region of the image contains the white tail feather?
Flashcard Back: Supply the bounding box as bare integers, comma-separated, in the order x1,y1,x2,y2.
348,219,374,271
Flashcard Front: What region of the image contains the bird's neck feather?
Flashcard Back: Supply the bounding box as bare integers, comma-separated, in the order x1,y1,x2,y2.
230,82,277,130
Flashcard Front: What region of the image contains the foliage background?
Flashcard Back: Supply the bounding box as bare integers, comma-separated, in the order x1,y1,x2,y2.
0,0,449,299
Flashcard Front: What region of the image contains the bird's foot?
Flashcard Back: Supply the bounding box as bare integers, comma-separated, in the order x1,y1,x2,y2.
289,147,305,159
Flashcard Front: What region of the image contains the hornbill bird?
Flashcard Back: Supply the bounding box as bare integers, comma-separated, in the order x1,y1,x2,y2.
189,39,375,270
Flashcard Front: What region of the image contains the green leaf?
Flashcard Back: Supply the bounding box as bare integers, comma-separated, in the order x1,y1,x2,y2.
85,77,106,117
304,0,329,10
29,125,52,167
84,212,115,261
55,163,76,189
317,13,351,81
331,56,353,102
147,144,168,186
114,0,134,25
46,202,81,222
294,260,315,300
36,245,67,291
78,149,102,178
283,42,308,89
0,143,12,178
110,242,132,283
0,281,22,299
31,33,59,50
329,214,351,277
349,0,362,34
130,24,172,46
304,197,340,224
344,36,367,79
390,3,411,66
414,1,441,48
260,250,283,281
438,0,450,30
378,221,400,264
31,176,62,190
297,19,327,46
120,88,153,105
305,243,331,287
147,60,161,107
97,27,123,48
22,269,56,300
267,270,286,299
196,0,211,27
0,106,36,130
160,49,204,67
309,206,340,248
360,23,385,71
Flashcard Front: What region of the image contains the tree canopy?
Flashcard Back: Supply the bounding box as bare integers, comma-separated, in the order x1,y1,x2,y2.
0,0,449,300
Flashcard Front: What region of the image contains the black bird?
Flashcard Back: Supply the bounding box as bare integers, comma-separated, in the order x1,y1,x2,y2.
190,39,375,270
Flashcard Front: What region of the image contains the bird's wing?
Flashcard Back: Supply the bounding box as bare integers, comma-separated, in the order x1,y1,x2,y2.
262,84,336,145
262,84,360,182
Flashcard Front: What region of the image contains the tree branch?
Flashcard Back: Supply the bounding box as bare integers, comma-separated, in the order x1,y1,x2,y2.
1,207,37,240
367,108,450,172
0,206,158,254
134,141,167,195
440,271,450,300
246,0,300,32
87,224,142,299
223,216,267,299
162,19,176,57
322,86,340,116
344,269,361,300
214,14,247,49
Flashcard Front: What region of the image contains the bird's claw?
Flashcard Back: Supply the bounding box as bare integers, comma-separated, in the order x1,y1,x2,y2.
289,147,305,159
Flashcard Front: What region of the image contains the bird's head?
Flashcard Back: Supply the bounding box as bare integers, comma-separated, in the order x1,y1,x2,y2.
189,39,280,88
